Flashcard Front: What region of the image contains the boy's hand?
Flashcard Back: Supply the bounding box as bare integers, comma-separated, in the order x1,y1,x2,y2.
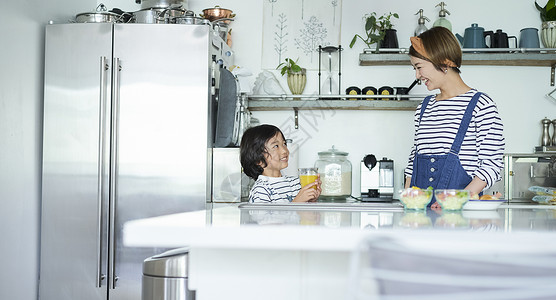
293,175,322,202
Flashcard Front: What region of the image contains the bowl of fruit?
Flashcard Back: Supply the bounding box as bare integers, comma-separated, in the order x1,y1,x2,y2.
434,189,469,211
399,187,434,210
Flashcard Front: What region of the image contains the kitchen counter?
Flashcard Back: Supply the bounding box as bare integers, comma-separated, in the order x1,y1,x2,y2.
123,202,556,300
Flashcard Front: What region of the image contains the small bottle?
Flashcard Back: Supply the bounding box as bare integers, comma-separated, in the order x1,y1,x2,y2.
414,9,430,36
432,2,452,32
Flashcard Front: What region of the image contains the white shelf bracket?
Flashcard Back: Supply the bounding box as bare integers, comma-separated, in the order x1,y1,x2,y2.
551,63,555,86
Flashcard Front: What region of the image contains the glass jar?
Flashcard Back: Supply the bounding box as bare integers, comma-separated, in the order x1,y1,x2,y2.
315,146,352,199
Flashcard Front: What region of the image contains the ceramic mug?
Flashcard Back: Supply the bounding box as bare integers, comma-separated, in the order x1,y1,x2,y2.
519,28,540,48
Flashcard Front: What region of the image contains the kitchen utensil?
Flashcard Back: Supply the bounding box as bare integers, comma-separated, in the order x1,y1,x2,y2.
492,29,517,48
394,87,409,95
75,4,122,23
407,79,419,91
174,10,204,25
201,6,235,23
109,8,133,23
75,11,121,23
458,23,489,48
519,28,540,48
136,0,188,10
133,6,185,23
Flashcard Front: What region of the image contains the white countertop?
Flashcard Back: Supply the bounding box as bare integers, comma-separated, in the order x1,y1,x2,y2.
123,202,556,251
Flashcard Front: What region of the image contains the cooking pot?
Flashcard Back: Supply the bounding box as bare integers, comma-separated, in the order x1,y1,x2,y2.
200,6,235,23
175,11,206,25
75,4,122,23
133,7,185,23
135,0,188,10
75,11,121,23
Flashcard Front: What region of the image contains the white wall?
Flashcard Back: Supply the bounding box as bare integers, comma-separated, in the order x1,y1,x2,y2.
107,0,556,195
0,0,553,299
0,2,95,300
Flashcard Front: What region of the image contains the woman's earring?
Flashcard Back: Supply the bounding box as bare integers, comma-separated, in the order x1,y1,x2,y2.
444,68,448,74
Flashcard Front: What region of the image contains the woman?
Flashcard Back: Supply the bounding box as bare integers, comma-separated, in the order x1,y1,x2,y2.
404,27,505,209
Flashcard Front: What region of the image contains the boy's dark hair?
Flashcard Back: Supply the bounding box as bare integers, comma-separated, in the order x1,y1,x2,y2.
240,124,285,179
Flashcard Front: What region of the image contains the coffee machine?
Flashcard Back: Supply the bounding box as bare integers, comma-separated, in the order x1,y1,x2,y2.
360,154,394,201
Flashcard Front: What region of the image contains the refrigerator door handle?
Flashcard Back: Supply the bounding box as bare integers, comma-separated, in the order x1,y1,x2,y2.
108,57,121,290
96,56,110,287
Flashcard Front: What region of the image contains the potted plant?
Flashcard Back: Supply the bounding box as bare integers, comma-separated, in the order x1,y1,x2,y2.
536,0,556,47
277,58,306,95
349,12,399,53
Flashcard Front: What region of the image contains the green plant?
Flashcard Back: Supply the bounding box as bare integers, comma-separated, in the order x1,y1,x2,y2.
349,12,399,51
277,58,302,76
536,0,556,22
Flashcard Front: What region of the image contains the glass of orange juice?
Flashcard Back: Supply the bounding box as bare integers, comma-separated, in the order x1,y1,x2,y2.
299,168,318,189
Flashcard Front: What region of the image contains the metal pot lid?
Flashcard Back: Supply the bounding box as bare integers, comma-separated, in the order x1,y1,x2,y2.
76,4,120,20
318,145,348,156
76,11,120,18
202,5,233,13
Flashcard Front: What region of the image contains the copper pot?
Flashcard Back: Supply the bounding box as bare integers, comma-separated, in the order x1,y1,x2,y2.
200,6,235,22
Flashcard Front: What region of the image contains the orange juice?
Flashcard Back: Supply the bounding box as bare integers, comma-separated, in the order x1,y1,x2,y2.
300,174,318,189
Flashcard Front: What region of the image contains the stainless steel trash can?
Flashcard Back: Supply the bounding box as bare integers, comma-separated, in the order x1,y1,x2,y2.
142,247,195,300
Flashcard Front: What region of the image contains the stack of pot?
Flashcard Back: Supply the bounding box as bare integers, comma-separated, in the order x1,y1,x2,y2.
133,0,189,24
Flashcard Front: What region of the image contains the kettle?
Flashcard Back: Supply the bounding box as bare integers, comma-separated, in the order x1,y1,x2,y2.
455,23,489,48
492,29,517,48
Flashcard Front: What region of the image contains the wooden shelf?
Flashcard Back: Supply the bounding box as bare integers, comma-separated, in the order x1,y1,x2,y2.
247,95,423,111
359,49,556,66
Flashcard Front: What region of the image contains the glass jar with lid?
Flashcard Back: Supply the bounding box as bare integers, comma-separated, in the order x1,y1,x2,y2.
315,146,352,200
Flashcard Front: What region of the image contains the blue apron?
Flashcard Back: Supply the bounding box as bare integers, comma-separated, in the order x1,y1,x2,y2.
410,92,481,204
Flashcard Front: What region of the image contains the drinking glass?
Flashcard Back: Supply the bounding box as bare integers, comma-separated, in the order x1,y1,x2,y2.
299,168,318,189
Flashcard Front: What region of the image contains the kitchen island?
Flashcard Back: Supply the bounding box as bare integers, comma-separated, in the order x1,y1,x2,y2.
124,202,556,300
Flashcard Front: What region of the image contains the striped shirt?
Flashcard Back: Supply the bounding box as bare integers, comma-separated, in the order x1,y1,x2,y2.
249,175,301,203
404,89,505,189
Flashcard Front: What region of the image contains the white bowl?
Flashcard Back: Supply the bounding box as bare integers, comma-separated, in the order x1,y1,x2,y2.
463,199,505,210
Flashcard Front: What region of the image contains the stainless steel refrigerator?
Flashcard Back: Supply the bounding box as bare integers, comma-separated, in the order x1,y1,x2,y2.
40,23,231,299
